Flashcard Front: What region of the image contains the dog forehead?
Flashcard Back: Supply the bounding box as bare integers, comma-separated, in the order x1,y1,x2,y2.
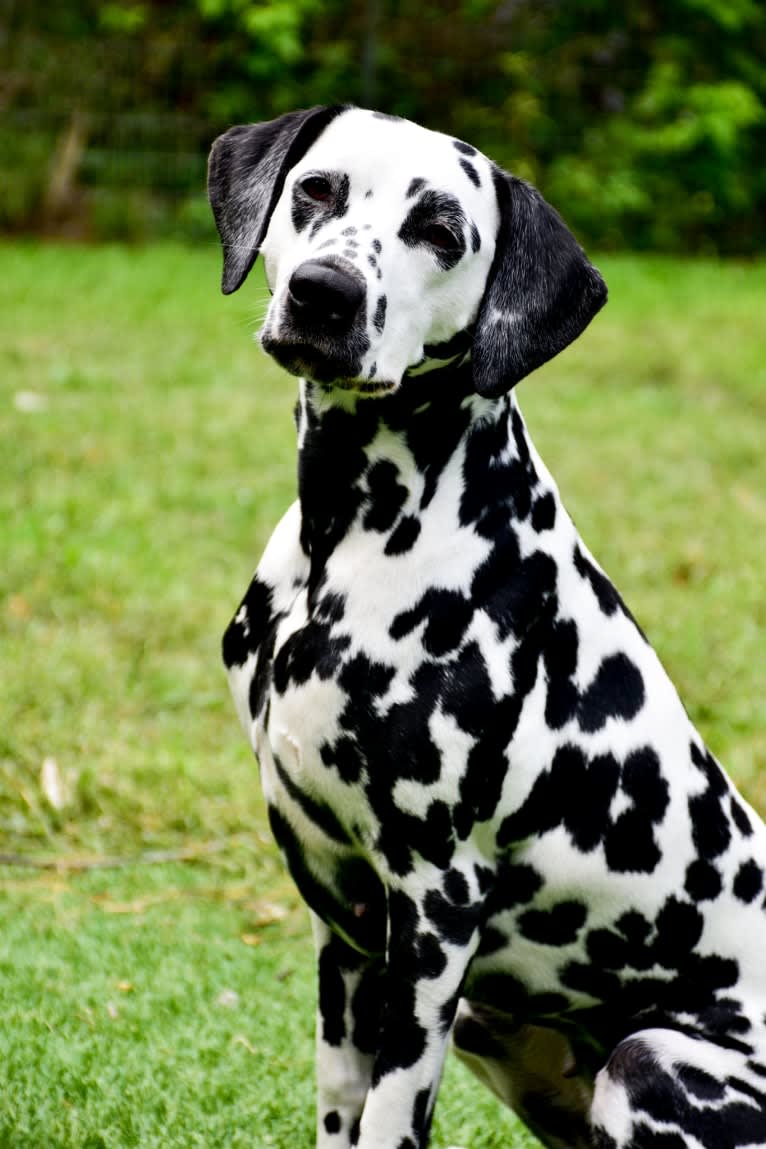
293,108,496,212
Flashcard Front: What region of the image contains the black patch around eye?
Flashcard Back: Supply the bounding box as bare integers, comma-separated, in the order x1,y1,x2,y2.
293,172,350,236
459,158,481,188
407,177,427,198
453,139,477,156
292,194,315,234
398,189,467,270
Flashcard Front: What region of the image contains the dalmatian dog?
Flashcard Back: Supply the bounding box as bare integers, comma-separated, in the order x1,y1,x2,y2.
209,105,766,1149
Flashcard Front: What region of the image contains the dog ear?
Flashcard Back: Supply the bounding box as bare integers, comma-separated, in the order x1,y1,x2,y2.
472,170,607,397
208,105,346,295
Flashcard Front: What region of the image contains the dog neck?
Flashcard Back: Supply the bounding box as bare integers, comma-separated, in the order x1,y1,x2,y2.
294,362,552,583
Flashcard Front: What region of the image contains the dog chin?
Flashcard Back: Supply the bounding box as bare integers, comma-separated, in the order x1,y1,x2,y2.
261,336,397,394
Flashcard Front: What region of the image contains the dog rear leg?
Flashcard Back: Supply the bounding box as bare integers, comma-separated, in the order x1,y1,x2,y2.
312,913,384,1148
591,1026,766,1148
452,1000,594,1149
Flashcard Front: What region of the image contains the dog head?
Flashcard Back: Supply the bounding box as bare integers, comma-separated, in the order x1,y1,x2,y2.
209,106,607,398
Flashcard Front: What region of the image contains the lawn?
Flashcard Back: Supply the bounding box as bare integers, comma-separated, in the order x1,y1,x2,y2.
1,241,765,1148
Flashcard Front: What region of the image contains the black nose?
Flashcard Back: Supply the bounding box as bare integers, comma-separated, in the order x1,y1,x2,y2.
288,262,365,330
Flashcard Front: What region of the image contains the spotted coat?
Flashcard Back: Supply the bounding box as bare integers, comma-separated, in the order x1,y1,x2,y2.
209,106,766,1149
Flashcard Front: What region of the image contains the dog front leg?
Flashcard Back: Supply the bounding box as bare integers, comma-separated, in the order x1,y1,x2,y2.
355,878,483,1149
312,913,385,1148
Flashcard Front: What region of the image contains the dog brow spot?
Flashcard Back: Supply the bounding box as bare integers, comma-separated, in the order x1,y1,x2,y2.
459,158,481,188
373,295,387,333
407,178,427,198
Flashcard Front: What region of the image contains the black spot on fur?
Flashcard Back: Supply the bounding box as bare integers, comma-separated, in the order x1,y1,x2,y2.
653,896,704,968
424,887,482,946
531,491,557,531
689,789,731,859
324,1110,342,1134
406,177,426,198
318,940,347,1047
321,735,362,784
603,807,663,874
416,932,448,979
390,588,473,657
587,927,631,971
443,868,470,905
364,459,408,532
373,294,387,333
459,157,481,187
733,859,763,903
622,747,669,821
384,515,421,556
542,618,579,729
578,653,646,733
684,859,723,902
470,222,481,252
273,620,351,691
573,545,633,620
498,743,621,856
518,900,588,946
222,577,272,667
486,861,544,912
350,960,383,1053
678,1064,726,1101
453,139,477,156
731,795,754,836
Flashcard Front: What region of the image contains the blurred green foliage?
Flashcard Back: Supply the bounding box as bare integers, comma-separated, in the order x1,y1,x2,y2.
2,0,765,250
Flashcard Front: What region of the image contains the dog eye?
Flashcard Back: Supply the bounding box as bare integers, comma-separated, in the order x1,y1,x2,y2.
300,176,334,203
422,224,459,250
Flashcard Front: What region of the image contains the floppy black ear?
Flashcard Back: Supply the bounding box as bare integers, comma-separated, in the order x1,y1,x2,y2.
473,170,607,397
208,105,346,294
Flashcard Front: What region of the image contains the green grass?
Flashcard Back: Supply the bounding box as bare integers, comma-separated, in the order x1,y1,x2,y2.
1,240,765,1148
